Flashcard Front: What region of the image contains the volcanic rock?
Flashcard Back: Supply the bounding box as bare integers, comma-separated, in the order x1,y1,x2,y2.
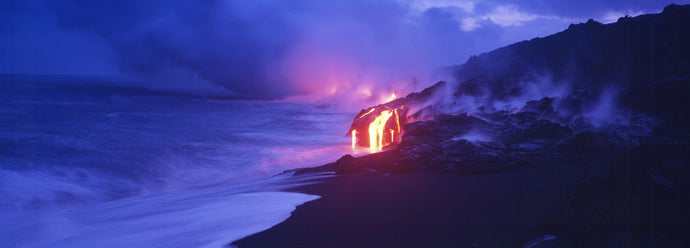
536,140,690,247
340,4,689,176
334,154,357,174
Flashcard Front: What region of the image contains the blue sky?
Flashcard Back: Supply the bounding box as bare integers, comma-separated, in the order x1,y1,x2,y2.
0,0,681,100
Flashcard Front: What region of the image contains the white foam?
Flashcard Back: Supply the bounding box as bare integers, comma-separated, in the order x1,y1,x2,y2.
0,175,324,248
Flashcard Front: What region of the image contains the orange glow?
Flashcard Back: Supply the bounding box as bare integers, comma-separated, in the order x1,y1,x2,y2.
368,110,394,151
356,108,376,120
393,109,401,132
350,101,406,151
385,93,397,103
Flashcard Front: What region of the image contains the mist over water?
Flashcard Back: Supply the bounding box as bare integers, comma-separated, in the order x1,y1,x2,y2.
1,80,353,207
0,80,353,246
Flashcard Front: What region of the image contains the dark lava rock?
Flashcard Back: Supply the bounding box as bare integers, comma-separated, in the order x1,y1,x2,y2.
535,141,690,247
522,120,573,143
394,112,571,173
438,139,522,173
520,97,558,118
557,131,628,153
334,154,357,174
336,4,688,177
453,4,690,107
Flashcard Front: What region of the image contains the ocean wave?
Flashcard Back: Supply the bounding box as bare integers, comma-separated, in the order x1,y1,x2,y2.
0,173,326,248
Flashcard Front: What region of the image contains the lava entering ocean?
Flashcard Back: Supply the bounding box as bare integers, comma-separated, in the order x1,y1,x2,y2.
349,94,406,152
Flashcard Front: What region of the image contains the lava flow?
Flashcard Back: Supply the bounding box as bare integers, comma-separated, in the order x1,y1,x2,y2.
349,94,406,152
369,110,393,151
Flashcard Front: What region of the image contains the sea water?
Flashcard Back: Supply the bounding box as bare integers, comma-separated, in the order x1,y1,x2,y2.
0,79,353,247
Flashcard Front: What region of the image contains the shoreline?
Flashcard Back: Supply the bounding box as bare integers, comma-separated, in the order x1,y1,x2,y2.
231,152,613,247
233,136,690,247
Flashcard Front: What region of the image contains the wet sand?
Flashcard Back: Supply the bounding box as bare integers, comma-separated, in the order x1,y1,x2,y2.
232,159,608,247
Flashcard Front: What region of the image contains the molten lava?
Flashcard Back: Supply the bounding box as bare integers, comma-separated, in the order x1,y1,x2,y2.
350,105,406,152
393,109,401,132
356,108,376,120
385,93,397,103
349,92,407,152
368,110,393,151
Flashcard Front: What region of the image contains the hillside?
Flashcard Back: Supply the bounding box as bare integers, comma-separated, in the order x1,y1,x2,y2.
248,5,690,247
452,4,690,120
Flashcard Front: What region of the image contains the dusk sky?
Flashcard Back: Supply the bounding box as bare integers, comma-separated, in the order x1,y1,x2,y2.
1,0,680,101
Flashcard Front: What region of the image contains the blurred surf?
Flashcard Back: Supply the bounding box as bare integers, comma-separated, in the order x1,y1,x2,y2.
0,80,350,246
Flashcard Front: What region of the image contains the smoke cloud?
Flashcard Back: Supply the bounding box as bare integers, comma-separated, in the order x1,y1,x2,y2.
44,0,573,104
1,0,677,107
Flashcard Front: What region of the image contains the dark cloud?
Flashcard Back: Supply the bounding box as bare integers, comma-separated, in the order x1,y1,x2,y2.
0,0,117,77
50,0,299,99
484,0,674,18
47,0,425,100
1,0,680,102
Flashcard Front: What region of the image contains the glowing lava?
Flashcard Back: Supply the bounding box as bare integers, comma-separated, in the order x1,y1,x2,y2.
368,110,394,151
356,108,376,120
349,93,406,152
393,109,401,132
385,93,397,103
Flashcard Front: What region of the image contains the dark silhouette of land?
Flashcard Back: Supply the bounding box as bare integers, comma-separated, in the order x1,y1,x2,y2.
234,5,690,247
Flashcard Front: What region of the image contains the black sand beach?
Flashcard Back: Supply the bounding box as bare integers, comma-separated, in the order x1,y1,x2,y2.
233,5,690,247
233,158,609,247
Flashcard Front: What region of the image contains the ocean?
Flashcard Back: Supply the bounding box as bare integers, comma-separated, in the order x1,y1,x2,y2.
0,79,356,247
